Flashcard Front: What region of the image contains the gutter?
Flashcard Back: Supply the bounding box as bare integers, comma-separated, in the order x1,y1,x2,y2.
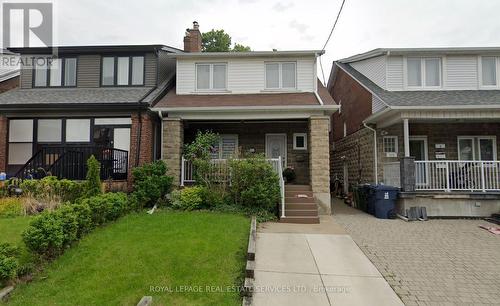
153,104,339,113
363,122,378,185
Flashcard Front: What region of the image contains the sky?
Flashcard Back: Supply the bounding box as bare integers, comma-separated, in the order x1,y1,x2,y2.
21,0,500,83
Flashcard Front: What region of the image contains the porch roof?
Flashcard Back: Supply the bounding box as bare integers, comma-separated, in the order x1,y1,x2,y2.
154,79,335,109
336,62,500,107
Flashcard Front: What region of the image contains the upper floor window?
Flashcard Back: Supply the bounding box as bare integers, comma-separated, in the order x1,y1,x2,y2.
481,57,497,86
34,57,77,87
265,62,296,89
101,56,144,86
196,63,227,91
407,57,441,88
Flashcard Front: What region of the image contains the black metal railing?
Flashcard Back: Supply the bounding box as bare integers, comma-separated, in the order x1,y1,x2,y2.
15,146,128,180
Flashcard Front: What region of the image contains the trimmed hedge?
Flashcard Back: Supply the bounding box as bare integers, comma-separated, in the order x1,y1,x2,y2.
22,192,129,259
0,243,19,284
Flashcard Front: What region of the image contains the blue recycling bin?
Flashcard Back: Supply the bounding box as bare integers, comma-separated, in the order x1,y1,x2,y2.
373,185,399,219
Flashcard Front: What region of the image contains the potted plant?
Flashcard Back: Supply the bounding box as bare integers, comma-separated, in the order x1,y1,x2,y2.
283,167,296,183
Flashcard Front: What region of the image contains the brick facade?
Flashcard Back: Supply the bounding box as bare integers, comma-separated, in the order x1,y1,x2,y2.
329,67,372,141
0,115,7,173
128,112,156,185
184,121,310,184
309,116,331,213
163,118,184,186
0,76,19,94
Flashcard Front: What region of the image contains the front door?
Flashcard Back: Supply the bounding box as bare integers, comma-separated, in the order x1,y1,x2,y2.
410,137,428,186
265,134,287,167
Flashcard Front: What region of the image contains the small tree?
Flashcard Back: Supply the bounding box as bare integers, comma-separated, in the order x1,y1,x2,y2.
131,160,173,208
84,155,102,197
202,29,251,52
184,131,221,188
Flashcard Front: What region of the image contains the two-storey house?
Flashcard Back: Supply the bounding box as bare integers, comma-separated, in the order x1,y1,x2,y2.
154,23,339,223
328,48,500,217
0,45,181,187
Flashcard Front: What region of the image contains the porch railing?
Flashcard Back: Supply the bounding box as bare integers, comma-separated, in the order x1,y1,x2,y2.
181,156,286,217
415,160,500,192
15,146,128,181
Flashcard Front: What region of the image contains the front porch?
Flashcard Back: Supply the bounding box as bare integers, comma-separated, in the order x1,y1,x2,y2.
378,118,500,216
162,117,332,218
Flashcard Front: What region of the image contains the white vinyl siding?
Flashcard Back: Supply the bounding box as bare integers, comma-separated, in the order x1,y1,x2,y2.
445,56,478,89
371,95,387,113
386,56,404,90
176,56,315,94
350,55,386,89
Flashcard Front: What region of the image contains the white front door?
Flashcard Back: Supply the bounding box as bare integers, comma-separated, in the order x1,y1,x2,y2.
265,134,287,167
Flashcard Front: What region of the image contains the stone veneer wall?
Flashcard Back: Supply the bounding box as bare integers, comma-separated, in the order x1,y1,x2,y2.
163,118,184,186
0,115,7,173
331,127,375,188
309,116,331,213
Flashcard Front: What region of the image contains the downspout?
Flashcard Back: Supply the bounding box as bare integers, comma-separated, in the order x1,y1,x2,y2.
156,110,164,160
314,91,324,105
135,111,142,167
363,122,378,185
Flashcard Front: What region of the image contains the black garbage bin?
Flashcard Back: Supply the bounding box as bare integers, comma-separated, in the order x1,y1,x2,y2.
366,185,377,215
357,184,370,213
373,185,399,219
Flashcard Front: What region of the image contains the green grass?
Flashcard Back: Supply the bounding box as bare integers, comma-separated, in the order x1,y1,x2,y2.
0,216,33,245
5,211,250,306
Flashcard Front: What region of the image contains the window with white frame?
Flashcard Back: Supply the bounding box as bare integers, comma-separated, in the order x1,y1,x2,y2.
383,136,398,157
481,57,497,86
210,134,238,159
407,57,441,88
265,62,296,89
293,133,307,150
196,63,227,91
458,136,497,161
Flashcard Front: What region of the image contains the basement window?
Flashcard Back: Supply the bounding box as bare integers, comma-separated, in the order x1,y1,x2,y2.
293,133,307,150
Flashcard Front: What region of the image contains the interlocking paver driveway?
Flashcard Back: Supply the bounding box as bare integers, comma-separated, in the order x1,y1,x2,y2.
332,199,500,305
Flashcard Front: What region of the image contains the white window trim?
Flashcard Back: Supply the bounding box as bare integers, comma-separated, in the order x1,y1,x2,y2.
457,135,497,161
293,133,307,150
383,136,398,156
264,61,297,90
195,62,228,92
404,57,442,90
478,56,500,89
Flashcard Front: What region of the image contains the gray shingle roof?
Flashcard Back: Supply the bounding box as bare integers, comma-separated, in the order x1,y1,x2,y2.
0,87,154,106
338,62,500,107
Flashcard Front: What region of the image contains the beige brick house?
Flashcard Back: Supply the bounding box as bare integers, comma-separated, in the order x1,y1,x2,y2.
328,48,500,217
153,23,339,223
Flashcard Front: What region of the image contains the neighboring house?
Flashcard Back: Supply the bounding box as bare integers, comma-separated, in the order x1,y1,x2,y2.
153,23,339,223
328,47,500,217
0,44,181,186
0,50,20,93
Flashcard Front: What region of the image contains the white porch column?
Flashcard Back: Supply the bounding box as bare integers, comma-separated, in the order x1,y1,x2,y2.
403,118,410,157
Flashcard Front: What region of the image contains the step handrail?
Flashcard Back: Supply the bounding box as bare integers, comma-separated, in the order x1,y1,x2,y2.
278,156,285,218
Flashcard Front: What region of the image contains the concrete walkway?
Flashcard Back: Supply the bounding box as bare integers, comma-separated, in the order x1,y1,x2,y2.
252,216,403,306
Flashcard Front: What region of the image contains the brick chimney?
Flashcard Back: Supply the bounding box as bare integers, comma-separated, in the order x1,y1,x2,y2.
183,21,202,52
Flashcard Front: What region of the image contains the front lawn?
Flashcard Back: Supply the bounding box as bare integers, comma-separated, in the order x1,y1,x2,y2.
5,211,250,306
0,217,32,246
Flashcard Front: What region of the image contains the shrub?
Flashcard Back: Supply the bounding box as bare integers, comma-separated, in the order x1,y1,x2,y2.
132,161,173,208
78,192,129,225
171,186,205,211
0,197,24,217
229,156,280,211
0,243,19,284
53,205,79,246
71,203,94,238
84,155,102,198
23,212,65,258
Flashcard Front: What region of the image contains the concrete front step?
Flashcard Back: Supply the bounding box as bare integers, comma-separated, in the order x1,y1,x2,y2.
285,184,311,191
279,216,320,224
284,203,317,210
285,196,314,204
285,190,313,197
280,209,319,217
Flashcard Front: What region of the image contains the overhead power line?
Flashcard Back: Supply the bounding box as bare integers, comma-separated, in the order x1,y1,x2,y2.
319,0,347,85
